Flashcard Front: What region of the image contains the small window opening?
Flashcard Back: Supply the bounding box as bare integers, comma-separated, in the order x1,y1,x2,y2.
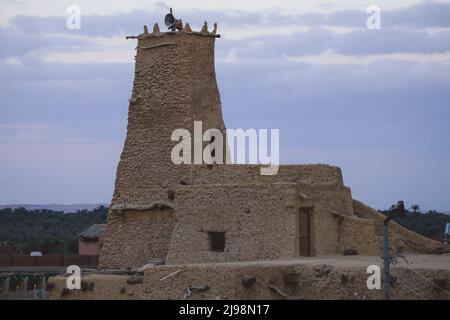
208,231,225,252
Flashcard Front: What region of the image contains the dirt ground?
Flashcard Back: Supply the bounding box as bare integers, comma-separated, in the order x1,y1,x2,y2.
46,254,450,300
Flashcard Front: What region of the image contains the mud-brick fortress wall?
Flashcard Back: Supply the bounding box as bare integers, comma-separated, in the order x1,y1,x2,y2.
101,158,355,268
164,164,355,265
99,25,441,269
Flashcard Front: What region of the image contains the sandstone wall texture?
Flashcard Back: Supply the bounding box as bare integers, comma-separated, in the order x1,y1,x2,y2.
99,26,441,269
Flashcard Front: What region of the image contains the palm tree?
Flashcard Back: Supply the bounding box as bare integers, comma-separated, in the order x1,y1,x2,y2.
411,204,420,213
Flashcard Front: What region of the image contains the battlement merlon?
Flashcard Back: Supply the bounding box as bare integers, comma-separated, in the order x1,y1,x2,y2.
126,21,220,40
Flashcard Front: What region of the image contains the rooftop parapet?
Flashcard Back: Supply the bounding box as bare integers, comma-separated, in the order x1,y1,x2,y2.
126,8,220,40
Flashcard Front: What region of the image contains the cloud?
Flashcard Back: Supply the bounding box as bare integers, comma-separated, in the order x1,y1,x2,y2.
382,1,450,28
9,10,161,37
330,28,450,55
217,28,450,62
3,2,450,61
0,24,94,59
1,1,450,208
285,51,450,64
0,57,132,144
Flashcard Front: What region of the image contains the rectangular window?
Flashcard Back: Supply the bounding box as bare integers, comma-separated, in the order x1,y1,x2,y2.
208,231,225,252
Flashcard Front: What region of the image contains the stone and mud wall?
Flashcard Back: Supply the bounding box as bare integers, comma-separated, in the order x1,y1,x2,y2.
342,200,442,256
99,26,442,270
101,162,442,268
100,163,356,268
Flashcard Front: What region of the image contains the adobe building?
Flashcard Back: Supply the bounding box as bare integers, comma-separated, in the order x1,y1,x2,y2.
78,224,106,256
99,18,441,270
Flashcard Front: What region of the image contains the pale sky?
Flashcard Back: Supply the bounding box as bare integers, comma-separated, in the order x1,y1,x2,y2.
0,0,429,21
1,0,450,211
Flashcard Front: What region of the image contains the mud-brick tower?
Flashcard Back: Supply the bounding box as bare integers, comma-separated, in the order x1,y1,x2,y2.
100,17,441,270
100,22,225,268
117,22,225,200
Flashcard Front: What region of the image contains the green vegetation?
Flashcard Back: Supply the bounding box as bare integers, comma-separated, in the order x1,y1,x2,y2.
0,205,448,255
0,206,108,254
380,208,450,240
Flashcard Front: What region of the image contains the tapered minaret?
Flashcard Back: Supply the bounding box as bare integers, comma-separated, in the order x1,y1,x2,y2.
116,21,226,203
99,17,227,268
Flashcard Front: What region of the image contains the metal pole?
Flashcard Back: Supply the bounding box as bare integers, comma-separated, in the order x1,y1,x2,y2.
445,223,449,244
4,277,10,296
383,223,390,300
381,200,405,300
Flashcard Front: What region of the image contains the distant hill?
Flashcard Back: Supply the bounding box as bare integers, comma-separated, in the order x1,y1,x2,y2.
0,204,108,213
